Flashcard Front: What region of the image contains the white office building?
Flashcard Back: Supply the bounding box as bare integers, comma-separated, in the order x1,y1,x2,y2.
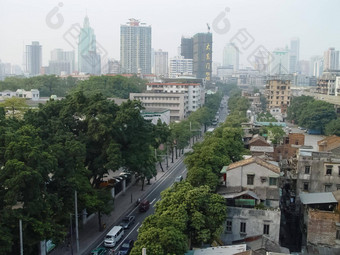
169,56,193,78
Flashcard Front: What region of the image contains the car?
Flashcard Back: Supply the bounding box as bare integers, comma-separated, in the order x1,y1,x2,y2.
139,199,150,212
174,175,183,183
117,239,134,255
91,247,107,255
120,215,136,229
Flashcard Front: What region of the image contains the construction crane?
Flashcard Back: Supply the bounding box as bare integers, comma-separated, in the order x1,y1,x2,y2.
206,23,210,33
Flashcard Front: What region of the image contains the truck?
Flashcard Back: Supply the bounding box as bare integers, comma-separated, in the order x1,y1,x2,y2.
307,129,322,135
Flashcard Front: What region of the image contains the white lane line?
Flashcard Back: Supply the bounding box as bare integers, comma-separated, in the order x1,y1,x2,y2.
150,198,156,205
116,222,140,248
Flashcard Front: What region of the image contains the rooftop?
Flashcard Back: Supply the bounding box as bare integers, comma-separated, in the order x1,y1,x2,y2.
299,192,337,205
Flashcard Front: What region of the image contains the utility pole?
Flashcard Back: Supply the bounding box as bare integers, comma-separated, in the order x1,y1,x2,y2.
19,219,23,255
75,191,79,254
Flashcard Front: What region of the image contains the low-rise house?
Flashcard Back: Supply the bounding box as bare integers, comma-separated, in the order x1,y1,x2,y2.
299,191,340,253
219,157,281,245
318,135,340,153
273,133,305,161
296,148,340,197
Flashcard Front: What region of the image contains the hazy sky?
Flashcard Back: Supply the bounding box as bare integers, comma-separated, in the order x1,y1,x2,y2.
1,0,340,68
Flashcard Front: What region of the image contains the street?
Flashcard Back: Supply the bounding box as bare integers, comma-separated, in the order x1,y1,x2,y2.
91,157,188,254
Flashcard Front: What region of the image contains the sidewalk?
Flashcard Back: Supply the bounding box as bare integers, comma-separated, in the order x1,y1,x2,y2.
50,150,187,255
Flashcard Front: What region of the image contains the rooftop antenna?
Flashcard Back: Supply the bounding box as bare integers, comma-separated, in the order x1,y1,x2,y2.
206,23,210,33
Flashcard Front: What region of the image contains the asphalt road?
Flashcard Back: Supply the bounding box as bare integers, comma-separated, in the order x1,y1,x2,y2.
93,157,188,254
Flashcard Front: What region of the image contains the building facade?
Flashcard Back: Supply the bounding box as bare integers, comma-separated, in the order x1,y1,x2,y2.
25,41,42,76
169,56,193,78
223,43,239,71
265,78,291,115
289,38,300,74
146,82,202,112
154,49,168,77
193,32,212,81
296,149,340,196
323,47,339,71
130,92,188,121
269,49,289,75
78,16,101,75
120,18,151,74
48,49,75,75
180,37,193,59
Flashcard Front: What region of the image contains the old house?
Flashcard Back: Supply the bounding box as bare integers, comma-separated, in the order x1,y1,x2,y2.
299,191,340,254
219,157,281,245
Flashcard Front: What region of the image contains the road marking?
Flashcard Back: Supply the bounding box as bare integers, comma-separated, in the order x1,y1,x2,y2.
116,222,140,248
150,198,156,204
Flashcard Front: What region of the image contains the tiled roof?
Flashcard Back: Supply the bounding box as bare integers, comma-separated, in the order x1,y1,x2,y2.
227,157,280,174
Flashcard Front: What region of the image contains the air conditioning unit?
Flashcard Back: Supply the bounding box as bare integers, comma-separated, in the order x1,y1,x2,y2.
260,177,267,182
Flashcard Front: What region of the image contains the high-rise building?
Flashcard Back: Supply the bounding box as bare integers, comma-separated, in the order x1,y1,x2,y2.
48,49,75,75
193,32,212,81
181,37,193,59
120,18,152,74
25,41,42,76
269,48,289,75
323,47,339,71
310,56,323,77
154,49,168,76
169,56,193,78
78,16,101,75
222,43,239,71
289,38,300,73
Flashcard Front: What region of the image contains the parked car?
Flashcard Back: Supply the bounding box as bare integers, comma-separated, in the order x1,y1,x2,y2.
120,215,135,229
117,239,134,255
139,199,150,212
91,247,107,255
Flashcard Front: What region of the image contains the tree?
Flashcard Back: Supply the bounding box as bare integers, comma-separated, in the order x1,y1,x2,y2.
299,100,336,133
325,118,340,136
0,97,28,117
287,96,314,124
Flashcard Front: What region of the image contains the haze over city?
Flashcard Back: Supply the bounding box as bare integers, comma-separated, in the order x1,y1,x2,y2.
1,0,340,67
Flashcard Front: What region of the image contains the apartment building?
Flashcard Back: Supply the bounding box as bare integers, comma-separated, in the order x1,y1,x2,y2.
129,92,188,121
266,78,291,116
146,82,201,112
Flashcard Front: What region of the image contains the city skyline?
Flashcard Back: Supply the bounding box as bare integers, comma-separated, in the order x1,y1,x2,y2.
1,0,340,69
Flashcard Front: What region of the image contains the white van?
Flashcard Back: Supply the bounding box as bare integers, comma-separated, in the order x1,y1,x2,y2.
104,226,124,247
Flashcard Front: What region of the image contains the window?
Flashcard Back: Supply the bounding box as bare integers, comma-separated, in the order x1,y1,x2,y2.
247,174,255,185
326,165,333,175
263,224,270,235
226,221,232,232
269,177,278,186
305,166,310,174
303,182,309,191
325,184,332,192
240,222,246,233
336,229,340,240
338,166,340,176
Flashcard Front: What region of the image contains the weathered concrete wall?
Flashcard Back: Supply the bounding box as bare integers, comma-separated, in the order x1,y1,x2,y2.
226,163,279,190
221,207,281,245
307,210,340,247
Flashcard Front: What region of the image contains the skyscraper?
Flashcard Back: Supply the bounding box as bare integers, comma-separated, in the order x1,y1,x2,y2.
78,16,101,75
222,43,239,71
193,32,212,81
120,18,151,74
269,48,289,75
154,49,168,76
310,56,323,77
25,41,42,76
289,38,300,73
181,37,193,59
48,49,75,75
323,47,339,71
